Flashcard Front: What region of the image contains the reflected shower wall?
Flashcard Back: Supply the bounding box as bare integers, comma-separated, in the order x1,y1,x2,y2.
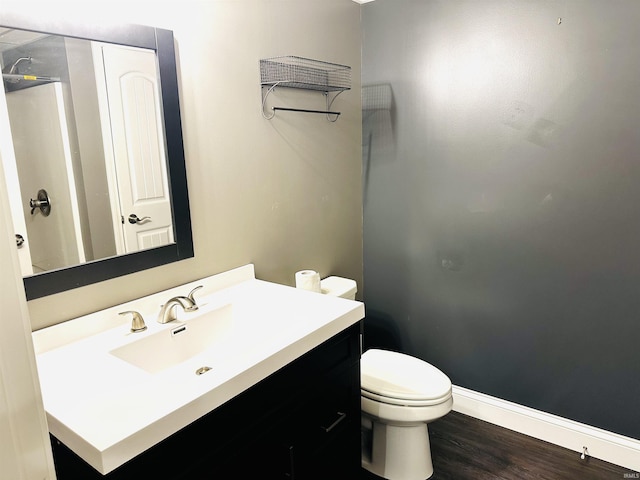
362,0,640,440
7,82,84,272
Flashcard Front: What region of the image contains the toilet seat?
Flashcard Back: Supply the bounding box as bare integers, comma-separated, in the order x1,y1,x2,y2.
361,387,451,407
361,349,452,406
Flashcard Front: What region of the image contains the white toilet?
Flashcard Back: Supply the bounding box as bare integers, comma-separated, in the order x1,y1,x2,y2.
319,276,453,480
361,349,452,480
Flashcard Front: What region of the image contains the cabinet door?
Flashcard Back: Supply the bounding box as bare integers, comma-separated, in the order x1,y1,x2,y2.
204,407,301,480
291,363,361,479
295,422,358,480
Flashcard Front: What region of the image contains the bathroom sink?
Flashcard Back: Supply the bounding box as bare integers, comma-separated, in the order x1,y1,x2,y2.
32,265,365,475
110,303,234,374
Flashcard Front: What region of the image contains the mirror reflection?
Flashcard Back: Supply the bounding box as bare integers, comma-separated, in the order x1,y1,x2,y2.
1,27,173,276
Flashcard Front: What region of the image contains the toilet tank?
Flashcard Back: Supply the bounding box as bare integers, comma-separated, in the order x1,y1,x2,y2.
320,276,357,300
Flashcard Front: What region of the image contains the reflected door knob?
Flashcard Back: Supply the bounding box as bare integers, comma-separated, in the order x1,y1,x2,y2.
128,214,151,225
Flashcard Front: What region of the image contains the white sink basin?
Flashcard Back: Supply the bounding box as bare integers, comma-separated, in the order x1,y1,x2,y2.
110,303,234,374
32,265,365,475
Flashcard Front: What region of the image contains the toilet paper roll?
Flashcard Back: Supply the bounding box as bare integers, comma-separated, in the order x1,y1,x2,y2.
295,270,321,293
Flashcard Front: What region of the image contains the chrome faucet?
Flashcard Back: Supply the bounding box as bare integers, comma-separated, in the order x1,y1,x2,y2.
119,310,147,332
157,285,203,324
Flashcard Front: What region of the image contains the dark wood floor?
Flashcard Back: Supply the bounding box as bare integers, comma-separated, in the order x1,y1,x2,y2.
362,411,638,480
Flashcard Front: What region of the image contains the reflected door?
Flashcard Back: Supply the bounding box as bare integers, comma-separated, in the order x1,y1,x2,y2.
98,44,173,254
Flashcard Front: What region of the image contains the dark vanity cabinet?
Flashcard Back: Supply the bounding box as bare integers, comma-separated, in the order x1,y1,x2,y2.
50,323,362,479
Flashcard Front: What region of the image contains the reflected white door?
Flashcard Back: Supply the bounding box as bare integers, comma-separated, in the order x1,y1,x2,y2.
99,44,173,253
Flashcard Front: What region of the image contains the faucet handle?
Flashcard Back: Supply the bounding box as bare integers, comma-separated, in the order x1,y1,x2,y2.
186,285,203,311
119,311,147,333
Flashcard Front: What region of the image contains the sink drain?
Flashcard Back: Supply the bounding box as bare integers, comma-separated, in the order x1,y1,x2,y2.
195,366,212,375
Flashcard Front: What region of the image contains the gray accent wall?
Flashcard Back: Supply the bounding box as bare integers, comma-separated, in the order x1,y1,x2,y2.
362,0,640,440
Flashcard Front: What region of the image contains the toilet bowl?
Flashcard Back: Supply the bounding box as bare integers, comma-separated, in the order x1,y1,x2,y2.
361,349,452,480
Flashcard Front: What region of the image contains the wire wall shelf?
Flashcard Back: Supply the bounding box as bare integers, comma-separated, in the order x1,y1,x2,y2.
260,56,351,121
260,56,351,91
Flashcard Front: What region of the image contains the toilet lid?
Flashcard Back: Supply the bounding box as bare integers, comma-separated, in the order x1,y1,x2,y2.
361,349,451,404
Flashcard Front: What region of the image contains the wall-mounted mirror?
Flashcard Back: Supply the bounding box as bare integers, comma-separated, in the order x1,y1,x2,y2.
0,14,193,300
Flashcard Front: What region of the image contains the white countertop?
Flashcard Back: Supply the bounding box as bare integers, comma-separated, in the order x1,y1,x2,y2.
32,265,364,474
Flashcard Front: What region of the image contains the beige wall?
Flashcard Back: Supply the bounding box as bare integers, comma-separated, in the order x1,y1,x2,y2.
6,0,363,330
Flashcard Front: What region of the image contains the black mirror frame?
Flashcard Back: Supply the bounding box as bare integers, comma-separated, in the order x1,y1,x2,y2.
0,14,194,300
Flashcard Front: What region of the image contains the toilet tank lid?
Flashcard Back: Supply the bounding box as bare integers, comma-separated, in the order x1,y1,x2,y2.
361,349,451,401
320,276,357,299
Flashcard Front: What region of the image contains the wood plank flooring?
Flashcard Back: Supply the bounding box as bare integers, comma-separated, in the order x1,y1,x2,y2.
362,411,638,480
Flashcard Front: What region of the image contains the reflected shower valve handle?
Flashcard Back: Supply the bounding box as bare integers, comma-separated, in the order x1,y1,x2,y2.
128,214,151,225
29,189,51,216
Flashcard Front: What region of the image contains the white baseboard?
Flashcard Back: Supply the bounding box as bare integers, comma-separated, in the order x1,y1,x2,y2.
452,385,640,473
